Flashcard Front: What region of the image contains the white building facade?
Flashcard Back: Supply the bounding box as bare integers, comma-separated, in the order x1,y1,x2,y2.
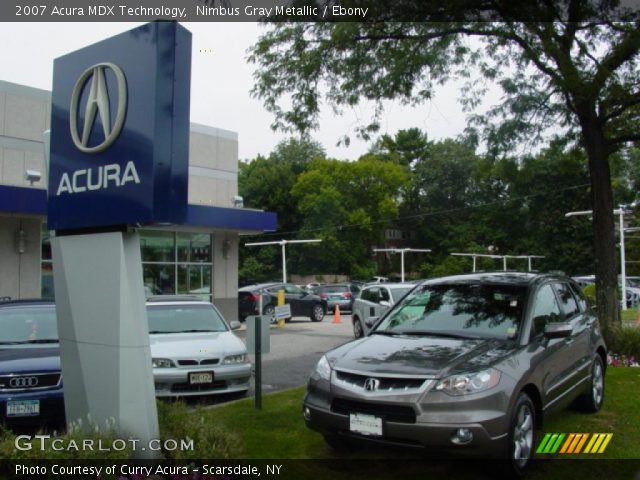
0,80,275,320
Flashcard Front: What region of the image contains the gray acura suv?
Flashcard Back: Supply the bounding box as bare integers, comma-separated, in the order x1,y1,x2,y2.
303,273,606,475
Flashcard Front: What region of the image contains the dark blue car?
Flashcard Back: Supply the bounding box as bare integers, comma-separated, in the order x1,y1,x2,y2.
0,300,65,428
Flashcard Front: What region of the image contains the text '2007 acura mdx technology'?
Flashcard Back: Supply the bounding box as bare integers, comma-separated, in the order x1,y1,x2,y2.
304,273,606,476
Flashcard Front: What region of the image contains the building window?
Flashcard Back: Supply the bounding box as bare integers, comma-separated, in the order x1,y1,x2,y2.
140,230,213,301
40,227,214,301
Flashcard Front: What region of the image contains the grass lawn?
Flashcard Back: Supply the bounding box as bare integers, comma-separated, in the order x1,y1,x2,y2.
621,307,639,325
199,367,640,479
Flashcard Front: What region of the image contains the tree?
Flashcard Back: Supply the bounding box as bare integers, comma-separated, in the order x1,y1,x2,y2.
291,156,408,275
249,5,640,333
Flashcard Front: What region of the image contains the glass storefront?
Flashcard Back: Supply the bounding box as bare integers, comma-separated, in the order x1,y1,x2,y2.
41,228,214,301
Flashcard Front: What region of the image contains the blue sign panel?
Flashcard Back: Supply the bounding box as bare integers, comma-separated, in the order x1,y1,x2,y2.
48,22,191,231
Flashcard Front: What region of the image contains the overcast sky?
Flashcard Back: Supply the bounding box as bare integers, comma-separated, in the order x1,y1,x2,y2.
0,22,477,160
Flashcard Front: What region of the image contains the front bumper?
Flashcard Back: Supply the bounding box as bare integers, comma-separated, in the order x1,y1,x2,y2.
153,363,251,397
303,382,512,457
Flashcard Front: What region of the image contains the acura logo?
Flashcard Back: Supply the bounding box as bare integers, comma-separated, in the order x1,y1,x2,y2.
364,378,380,392
70,62,127,153
9,376,38,388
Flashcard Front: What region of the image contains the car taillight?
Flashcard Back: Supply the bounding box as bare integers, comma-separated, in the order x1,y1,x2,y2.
320,293,328,299
249,294,259,302
341,292,352,299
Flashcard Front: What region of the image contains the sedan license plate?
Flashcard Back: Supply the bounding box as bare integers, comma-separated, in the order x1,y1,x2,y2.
349,413,382,436
7,400,40,417
189,371,214,385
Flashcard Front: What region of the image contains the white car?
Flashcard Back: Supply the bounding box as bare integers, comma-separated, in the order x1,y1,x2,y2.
146,296,251,397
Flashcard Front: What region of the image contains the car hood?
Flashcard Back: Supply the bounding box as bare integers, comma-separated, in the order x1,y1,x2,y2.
149,332,246,358
0,346,61,374
327,334,516,378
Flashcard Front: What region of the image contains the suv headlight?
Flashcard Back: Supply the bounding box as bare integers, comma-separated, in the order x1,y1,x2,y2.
435,368,500,396
223,354,247,364
312,355,332,381
152,358,175,368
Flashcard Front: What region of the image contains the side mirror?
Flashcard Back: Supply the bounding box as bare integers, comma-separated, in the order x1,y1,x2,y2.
543,322,572,339
379,300,390,308
365,316,379,326
230,320,242,331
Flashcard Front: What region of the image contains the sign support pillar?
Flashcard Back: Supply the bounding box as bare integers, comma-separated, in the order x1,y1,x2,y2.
52,231,159,456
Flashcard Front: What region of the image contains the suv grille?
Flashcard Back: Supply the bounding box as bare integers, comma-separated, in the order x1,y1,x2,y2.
334,370,428,392
332,398,416,423
0,373,61,391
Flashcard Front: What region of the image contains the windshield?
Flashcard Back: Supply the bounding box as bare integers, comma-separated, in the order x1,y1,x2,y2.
147,304,229,334
375,283,526,340
0,306,59,343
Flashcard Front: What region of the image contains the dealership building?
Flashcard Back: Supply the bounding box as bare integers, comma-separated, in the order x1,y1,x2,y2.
0,79,276,321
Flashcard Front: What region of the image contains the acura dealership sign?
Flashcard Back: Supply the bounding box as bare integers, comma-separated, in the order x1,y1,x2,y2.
48,22,192,231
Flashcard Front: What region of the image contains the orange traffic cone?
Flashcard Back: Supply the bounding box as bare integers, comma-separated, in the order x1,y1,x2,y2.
333,305,342,324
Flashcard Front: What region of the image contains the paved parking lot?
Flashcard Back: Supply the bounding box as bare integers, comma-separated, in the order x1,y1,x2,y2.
236,314,354,395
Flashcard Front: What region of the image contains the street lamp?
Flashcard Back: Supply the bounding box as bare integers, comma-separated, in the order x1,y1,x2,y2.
245,239,322,283
372,248,431,282
566,205,632,310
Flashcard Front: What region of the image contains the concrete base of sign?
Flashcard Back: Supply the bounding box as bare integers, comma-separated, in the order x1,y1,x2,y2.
51,231,159,458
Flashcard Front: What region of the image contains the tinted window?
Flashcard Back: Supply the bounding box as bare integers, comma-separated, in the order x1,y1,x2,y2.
554,282,580,318
568,282,588,312
362,288,379,303
531,284,562,337
377,283,526,339
380,288,391,302
147,305,228,333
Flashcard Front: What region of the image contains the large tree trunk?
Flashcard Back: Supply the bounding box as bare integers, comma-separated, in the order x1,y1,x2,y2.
578,110,620,337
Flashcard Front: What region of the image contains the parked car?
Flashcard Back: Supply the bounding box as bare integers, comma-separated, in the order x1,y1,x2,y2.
366,276,389,284
0,299,64,428
351,283,415,338
1,296,249,429
146,295,250,397
304,272,606,476
311,283,356,313
238,283,327,323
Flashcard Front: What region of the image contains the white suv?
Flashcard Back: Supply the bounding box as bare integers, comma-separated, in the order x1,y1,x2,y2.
351,283,414,338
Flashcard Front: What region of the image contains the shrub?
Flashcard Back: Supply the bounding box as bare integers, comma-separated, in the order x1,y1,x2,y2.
156,400,241,459
607,325,640,361
583,283,596,306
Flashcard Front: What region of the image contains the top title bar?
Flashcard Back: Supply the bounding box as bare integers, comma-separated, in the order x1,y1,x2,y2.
3,0,373,22
2,0,640,22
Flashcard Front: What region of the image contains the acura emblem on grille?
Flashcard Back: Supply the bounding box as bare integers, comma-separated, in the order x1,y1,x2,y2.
9,376,39,388
364,378,380,392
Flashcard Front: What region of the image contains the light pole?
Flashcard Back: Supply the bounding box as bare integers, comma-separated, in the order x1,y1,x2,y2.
566,205,631,310
373,248,431,282
245,239,322,283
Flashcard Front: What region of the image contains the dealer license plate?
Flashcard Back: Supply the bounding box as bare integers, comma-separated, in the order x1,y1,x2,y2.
7,400,40,417
349,413,382,436
189,371,214,385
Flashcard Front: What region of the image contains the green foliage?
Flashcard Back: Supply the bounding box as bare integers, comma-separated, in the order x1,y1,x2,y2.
0,417,130,461
607,326,640,359
583,284,597,306
156,400,241,460
249,8,640,328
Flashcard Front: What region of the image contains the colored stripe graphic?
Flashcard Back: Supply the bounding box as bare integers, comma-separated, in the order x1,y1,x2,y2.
538,433,613,455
